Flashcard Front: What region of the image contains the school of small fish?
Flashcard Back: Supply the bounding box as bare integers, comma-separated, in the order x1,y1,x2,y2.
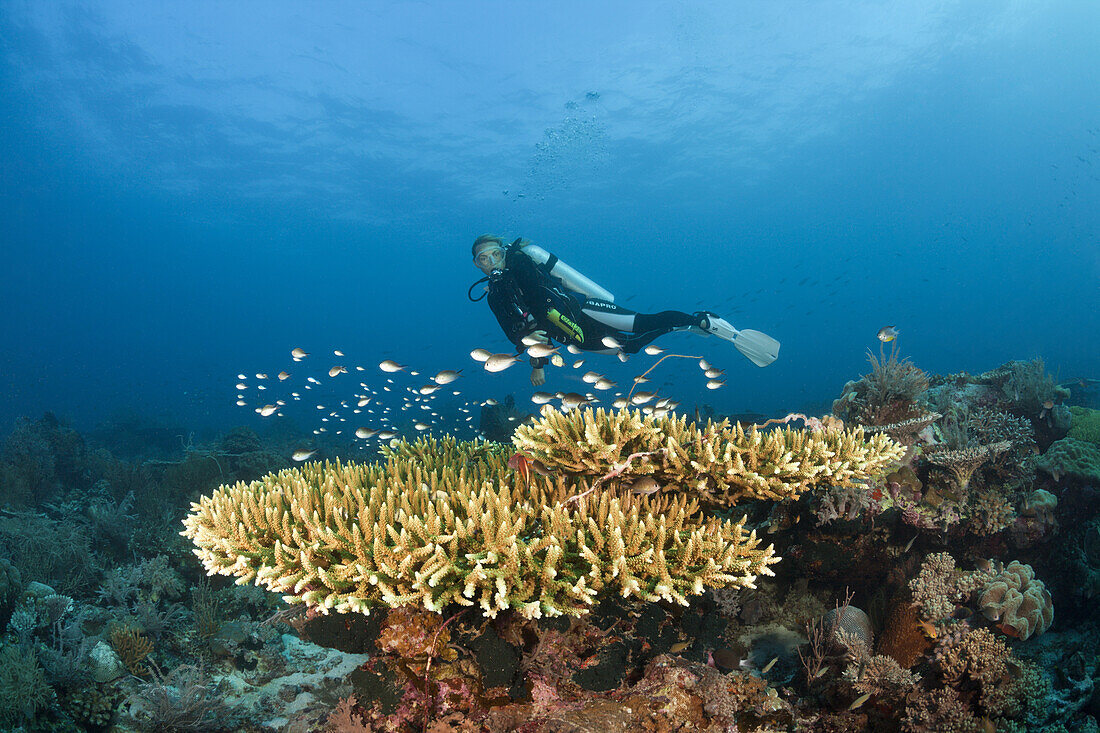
233,331,764,463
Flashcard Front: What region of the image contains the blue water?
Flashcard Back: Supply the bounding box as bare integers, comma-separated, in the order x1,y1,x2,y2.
2,1,1098,438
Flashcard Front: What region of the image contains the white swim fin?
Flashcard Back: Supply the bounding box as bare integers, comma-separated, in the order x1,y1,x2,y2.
695,313,781,367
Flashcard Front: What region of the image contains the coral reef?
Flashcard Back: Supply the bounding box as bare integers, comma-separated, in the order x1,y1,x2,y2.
833,343,931,426
978,560,1054,640
1038,437,1100,482
926,440,1013,491
1,343,1097,732
108,624,154,676
1068,406,1100,443
876,593,933,669
909,552,992,625
478,394,534,442
997,358,1070,418
0,412,90,506
513,405,905,507
183,432,782,619
0,644,55,727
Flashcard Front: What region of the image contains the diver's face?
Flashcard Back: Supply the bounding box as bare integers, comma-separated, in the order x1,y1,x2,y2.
473,244,505,275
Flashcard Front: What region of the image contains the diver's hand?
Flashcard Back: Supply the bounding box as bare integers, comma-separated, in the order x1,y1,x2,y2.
530,367,546,386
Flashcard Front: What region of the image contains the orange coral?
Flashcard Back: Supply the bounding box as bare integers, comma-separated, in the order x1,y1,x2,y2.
108,625,153,677
876,596,931,669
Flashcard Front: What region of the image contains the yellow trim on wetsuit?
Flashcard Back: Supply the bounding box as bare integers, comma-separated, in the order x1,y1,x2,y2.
547,308,584,343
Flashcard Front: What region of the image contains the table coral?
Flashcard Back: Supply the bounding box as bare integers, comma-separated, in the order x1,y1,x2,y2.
978,560,1053,640
513,406,905,507
182,435,781,620
926,441,1013,491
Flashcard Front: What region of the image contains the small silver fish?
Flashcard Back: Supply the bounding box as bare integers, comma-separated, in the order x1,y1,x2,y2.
595,378,616,390
572,359,585,369
531,392,555,405
704,368,724,379
612,397,629,409
526,343,559,358
469,348,492,362
334,349,345,356
414,422,430,431
484,353,520,372
258,404,277,417
291,347,309,359
629,477,661,495
760,656,778,674
433,370,462,384
631,391,657,405
566,344,582,354
329,366,348,377
379,360,406,373
377,430,397,440
877,326,899,342
602,335,623,349
706,379,725,390
277,371,290,381
582,371,602,384
549,353,564,368
291,449,317,462
699,359,711,370
419,384,441,395
644,345,664,356
560,392,590,409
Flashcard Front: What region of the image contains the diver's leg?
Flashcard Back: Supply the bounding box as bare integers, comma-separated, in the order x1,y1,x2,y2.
580,299,638,331
618,311,700,352
581,301,701,353
580,301,699,333
631,310,698,334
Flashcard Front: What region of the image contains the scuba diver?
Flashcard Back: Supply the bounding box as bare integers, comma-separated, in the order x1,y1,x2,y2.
468,235,779,386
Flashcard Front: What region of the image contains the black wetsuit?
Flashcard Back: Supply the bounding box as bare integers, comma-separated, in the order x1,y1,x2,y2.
485,245,699,365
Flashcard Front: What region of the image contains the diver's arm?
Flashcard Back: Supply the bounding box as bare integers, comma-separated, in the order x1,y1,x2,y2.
486,289,531,349
499,250,552,385
506,249,544,292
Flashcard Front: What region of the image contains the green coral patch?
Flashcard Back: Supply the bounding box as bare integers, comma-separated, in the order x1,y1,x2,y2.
1067,406,1100,445
1036,437,1100,482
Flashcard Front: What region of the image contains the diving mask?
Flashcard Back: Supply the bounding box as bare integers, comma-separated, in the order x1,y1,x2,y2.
474,245,505,271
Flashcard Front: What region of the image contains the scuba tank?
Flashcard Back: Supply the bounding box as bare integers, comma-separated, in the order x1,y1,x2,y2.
517,242,615,303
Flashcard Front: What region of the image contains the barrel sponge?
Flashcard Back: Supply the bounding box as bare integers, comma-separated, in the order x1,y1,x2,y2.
1036,438,1100,482
1067,406,1100,445
978,561,1053,640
